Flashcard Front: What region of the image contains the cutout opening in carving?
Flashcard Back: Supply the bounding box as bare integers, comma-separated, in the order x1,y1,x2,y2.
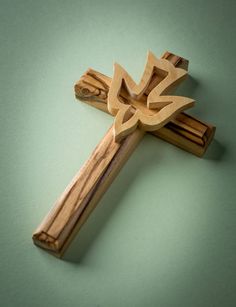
118,69,169,118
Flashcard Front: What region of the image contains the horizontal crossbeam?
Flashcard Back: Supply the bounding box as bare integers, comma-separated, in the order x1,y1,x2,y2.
74,51,215,157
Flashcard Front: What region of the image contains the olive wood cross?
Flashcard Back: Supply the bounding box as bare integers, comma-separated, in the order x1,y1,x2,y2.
33,51,215,257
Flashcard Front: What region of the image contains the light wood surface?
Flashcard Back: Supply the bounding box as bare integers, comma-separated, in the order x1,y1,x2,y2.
108,51,194,141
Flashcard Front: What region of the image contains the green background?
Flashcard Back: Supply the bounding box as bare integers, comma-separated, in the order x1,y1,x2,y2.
1,0,235,306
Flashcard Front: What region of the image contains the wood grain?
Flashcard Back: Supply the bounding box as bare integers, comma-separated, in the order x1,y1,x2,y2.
33,126,144,256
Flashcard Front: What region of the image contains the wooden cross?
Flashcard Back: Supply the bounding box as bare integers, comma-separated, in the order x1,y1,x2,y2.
33,51,215,258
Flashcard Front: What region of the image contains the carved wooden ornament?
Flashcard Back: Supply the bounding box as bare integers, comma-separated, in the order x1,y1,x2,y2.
108,52,194,142
32,51,215,258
